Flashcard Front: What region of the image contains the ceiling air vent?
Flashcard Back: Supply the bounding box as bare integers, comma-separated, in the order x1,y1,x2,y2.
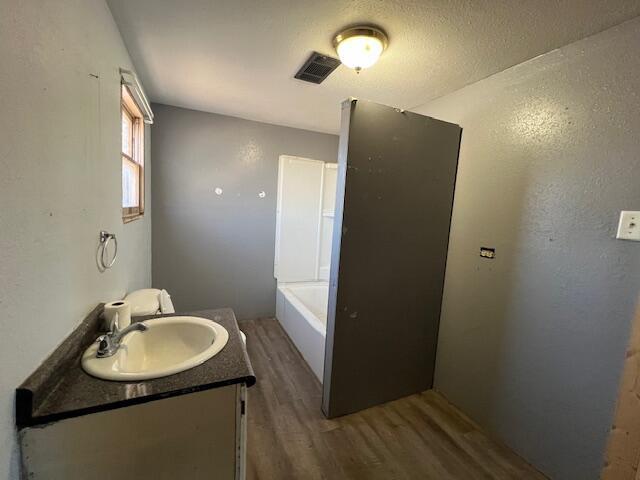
294,52,341,84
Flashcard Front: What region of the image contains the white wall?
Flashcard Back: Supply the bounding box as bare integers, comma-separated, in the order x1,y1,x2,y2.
414,17,640,480
0,1,151,477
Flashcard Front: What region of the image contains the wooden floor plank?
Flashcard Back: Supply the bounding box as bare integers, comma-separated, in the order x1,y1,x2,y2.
241,318,547,480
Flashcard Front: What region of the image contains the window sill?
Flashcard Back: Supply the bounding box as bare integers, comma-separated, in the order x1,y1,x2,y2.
123,213,144,224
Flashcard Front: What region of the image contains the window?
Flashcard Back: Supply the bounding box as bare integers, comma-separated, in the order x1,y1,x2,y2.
121,85,145,222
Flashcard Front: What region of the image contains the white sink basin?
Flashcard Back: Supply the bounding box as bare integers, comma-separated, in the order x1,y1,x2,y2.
82,316,229,381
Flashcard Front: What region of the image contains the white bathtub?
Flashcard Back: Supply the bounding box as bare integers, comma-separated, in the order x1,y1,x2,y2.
276,282,328,382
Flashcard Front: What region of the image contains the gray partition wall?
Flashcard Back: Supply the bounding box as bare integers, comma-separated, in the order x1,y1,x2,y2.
322,99,462,418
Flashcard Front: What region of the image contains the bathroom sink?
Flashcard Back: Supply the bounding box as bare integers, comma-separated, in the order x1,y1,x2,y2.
81,316,229,381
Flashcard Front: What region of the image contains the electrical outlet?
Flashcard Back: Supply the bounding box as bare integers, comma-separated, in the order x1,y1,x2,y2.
616,211,640,241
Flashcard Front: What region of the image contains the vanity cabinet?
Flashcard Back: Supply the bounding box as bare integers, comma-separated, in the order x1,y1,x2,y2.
20,383,248,480
17,308,254,480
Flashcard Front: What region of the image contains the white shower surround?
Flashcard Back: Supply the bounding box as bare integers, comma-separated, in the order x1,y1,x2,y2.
274,155,336,382
276,282,328,382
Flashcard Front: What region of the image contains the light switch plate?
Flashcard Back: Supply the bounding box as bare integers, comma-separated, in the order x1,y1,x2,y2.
616,211,640,241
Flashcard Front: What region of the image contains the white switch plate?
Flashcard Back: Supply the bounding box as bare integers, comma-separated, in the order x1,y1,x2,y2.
616,211,640,241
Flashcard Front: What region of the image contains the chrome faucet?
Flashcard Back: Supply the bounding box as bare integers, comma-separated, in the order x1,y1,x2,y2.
97,313,148,358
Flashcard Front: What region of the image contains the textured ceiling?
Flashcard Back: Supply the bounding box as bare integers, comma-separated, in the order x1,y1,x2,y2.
106,0,640,134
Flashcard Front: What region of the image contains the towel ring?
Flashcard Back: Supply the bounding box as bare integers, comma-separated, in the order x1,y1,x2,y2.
100,231,118,269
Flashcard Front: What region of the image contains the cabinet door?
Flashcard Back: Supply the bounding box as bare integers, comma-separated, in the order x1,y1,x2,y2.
21,386,239,480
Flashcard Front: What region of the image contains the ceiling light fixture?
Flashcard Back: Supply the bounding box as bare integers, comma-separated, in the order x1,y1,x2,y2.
333,26,388,73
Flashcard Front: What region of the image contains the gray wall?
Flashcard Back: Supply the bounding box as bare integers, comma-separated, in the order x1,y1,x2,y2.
151,104,338,319
414,17,640,480
0,1,152,478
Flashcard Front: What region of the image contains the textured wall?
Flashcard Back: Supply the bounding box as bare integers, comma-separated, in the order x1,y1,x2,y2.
414,18,640,480
151,104,338,319
0,1,152,477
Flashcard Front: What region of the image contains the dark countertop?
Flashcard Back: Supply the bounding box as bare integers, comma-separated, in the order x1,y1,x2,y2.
16,307,255,429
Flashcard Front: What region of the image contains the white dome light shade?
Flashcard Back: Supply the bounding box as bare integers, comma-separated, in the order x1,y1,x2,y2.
336,35,384,70
334,27,388,72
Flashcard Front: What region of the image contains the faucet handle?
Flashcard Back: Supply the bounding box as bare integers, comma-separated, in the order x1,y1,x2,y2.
110,312,120,333
96,334,115,358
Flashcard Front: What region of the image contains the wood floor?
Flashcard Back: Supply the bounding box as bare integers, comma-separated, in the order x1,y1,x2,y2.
240,318,547,480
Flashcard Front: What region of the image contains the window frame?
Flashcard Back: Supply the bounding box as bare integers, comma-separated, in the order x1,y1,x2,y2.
121,84,145,223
